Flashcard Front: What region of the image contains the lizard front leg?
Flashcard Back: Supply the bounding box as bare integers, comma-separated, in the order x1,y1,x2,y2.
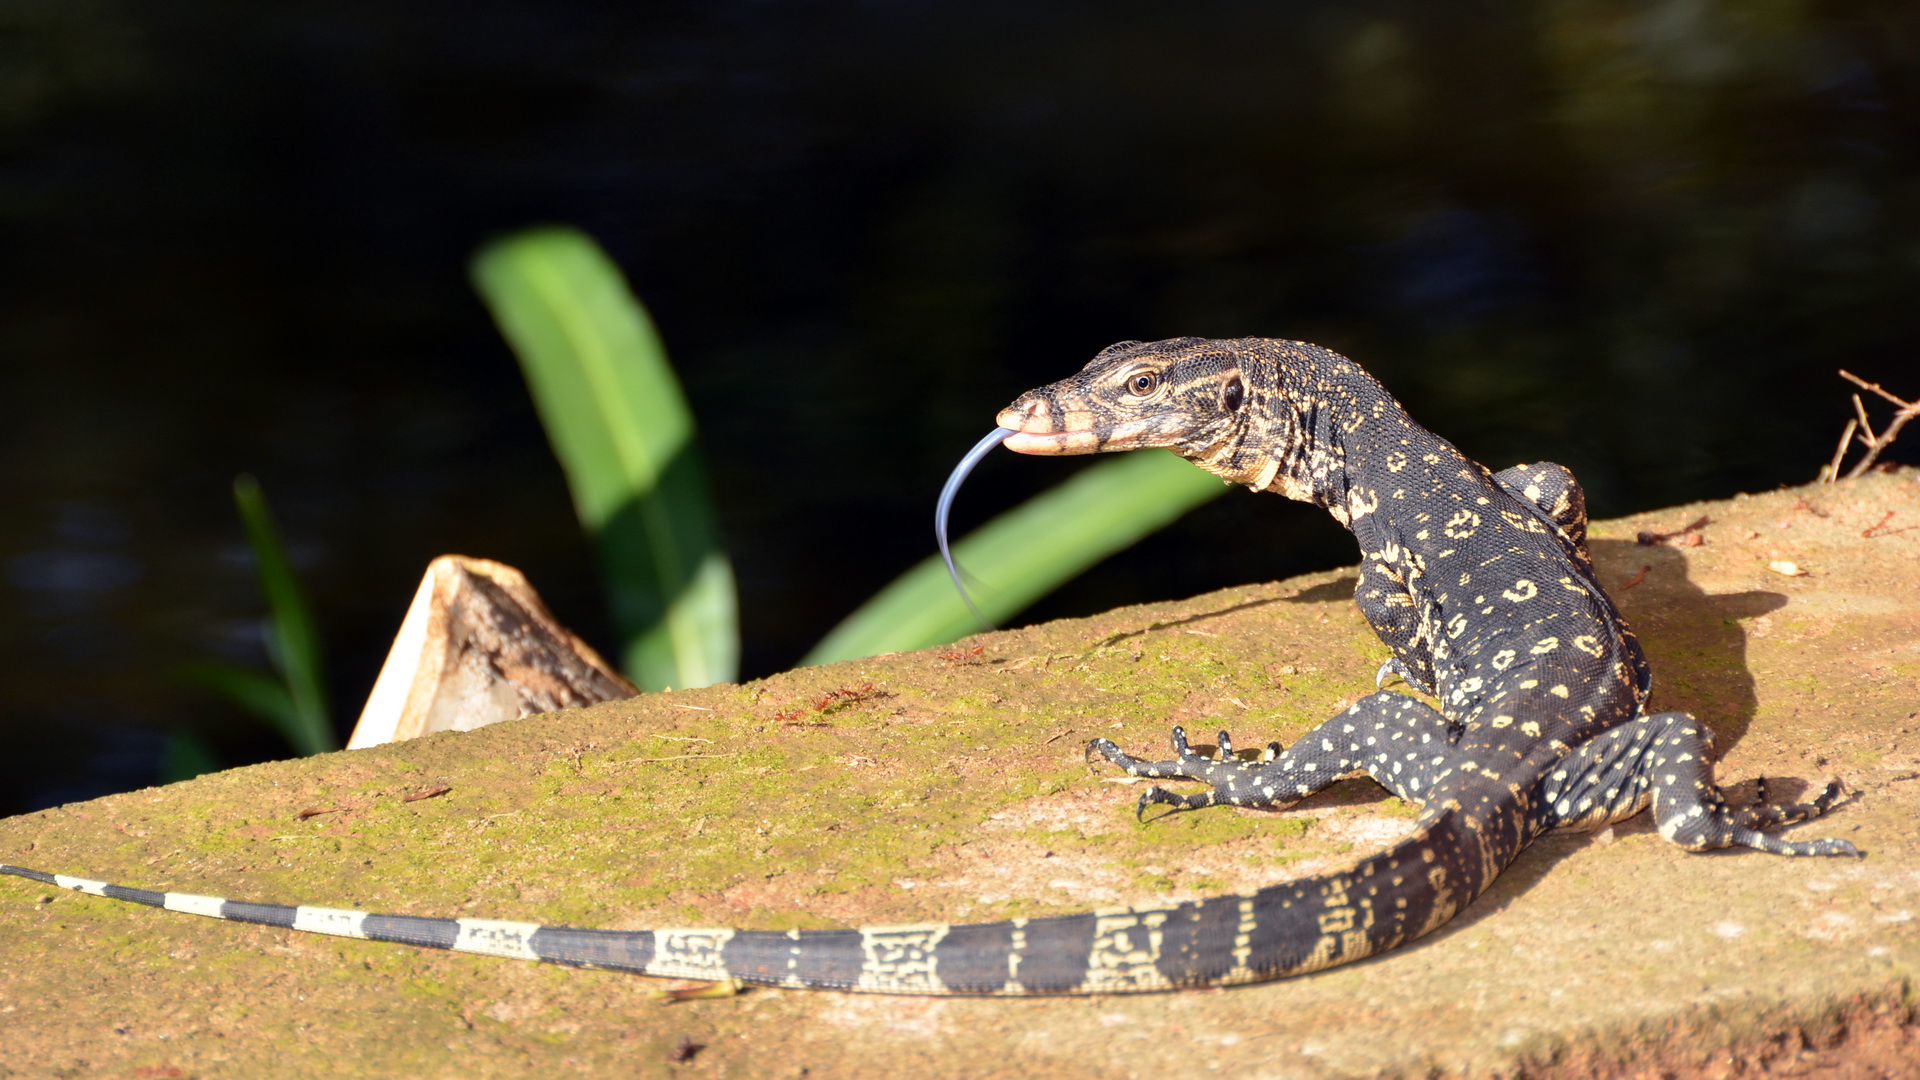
1090,691,1461,817
1353,557,1436,696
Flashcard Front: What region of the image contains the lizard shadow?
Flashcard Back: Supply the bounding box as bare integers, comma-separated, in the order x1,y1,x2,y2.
1096,595,1299,646
1095,574,1360,647
1588,537,1785,753
1278,576,1359,605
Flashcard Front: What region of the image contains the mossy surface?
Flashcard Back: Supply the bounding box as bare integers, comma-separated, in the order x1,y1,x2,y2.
2,474,1918,1079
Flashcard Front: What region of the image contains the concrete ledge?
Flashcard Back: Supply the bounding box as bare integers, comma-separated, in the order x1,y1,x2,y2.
1,473,1916,1078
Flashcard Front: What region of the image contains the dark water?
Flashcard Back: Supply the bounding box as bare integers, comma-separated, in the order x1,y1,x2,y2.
4,0,1917,815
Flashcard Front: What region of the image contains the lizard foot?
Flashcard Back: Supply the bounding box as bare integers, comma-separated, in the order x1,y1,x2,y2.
1087,726,1279,782
1642,726,1861,857
1561,712,1862,858
1090,726,1286,819
1732,776,1852,832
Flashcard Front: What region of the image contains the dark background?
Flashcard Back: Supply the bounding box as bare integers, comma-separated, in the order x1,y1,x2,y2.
4,0,1917,815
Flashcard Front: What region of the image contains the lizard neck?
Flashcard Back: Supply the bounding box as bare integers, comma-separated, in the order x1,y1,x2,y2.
1182,340,1465,533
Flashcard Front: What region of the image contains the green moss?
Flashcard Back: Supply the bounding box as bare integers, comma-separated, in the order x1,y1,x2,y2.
1035,775,1072,796
739,909,846,932
1377,796,1420,819
398,976,456,1001
1127,803,1313,847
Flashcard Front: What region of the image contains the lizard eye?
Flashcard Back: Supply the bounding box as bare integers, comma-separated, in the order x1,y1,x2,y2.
1127,371,1160,396
1222,376,1245,413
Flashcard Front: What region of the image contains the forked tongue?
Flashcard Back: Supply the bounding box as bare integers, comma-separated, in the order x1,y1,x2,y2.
936,427,1016,632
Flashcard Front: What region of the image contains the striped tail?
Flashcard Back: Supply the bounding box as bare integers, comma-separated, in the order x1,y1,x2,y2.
2,806,1515,995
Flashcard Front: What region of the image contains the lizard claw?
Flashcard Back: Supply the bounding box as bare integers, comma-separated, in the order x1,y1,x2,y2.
1167,725,1194,758
1086,737,1135,773
1135,788,1161,820
1136,785,1215,820
1374,658,1436,696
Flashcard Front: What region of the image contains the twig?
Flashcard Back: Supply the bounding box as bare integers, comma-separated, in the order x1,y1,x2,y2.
1824,370,1920,481
1844,368,1916,409
1823,418,1857,483
1853,393,1878,447
1636,515,1709,546
1619,566,1650,591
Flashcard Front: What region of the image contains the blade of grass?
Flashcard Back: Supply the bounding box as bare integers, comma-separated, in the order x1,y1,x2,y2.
802,449,1229,665
157,730,220,785
177,662,300,736
471,227,738,691
232,474,337,754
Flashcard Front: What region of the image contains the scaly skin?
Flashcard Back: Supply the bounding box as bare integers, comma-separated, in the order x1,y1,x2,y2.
0,337,1857,996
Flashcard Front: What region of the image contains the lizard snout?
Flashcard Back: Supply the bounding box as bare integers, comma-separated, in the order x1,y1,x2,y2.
996,388,1167,455
995,395,1056,433
997,393,1105,454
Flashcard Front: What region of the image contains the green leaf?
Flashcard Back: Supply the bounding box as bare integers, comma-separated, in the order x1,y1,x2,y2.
231,475,337,755
472,228,738,691
157,730,221,785
803,449,1229,665
178,661,300,736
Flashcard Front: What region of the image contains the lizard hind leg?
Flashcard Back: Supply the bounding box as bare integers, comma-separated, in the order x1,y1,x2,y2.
1550,710,1861,857
1492,461,1590,559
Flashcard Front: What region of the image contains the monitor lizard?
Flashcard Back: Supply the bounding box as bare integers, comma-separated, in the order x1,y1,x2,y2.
1,337,1859,995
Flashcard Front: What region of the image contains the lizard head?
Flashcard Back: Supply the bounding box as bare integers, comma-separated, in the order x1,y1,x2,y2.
998,336,1253,461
